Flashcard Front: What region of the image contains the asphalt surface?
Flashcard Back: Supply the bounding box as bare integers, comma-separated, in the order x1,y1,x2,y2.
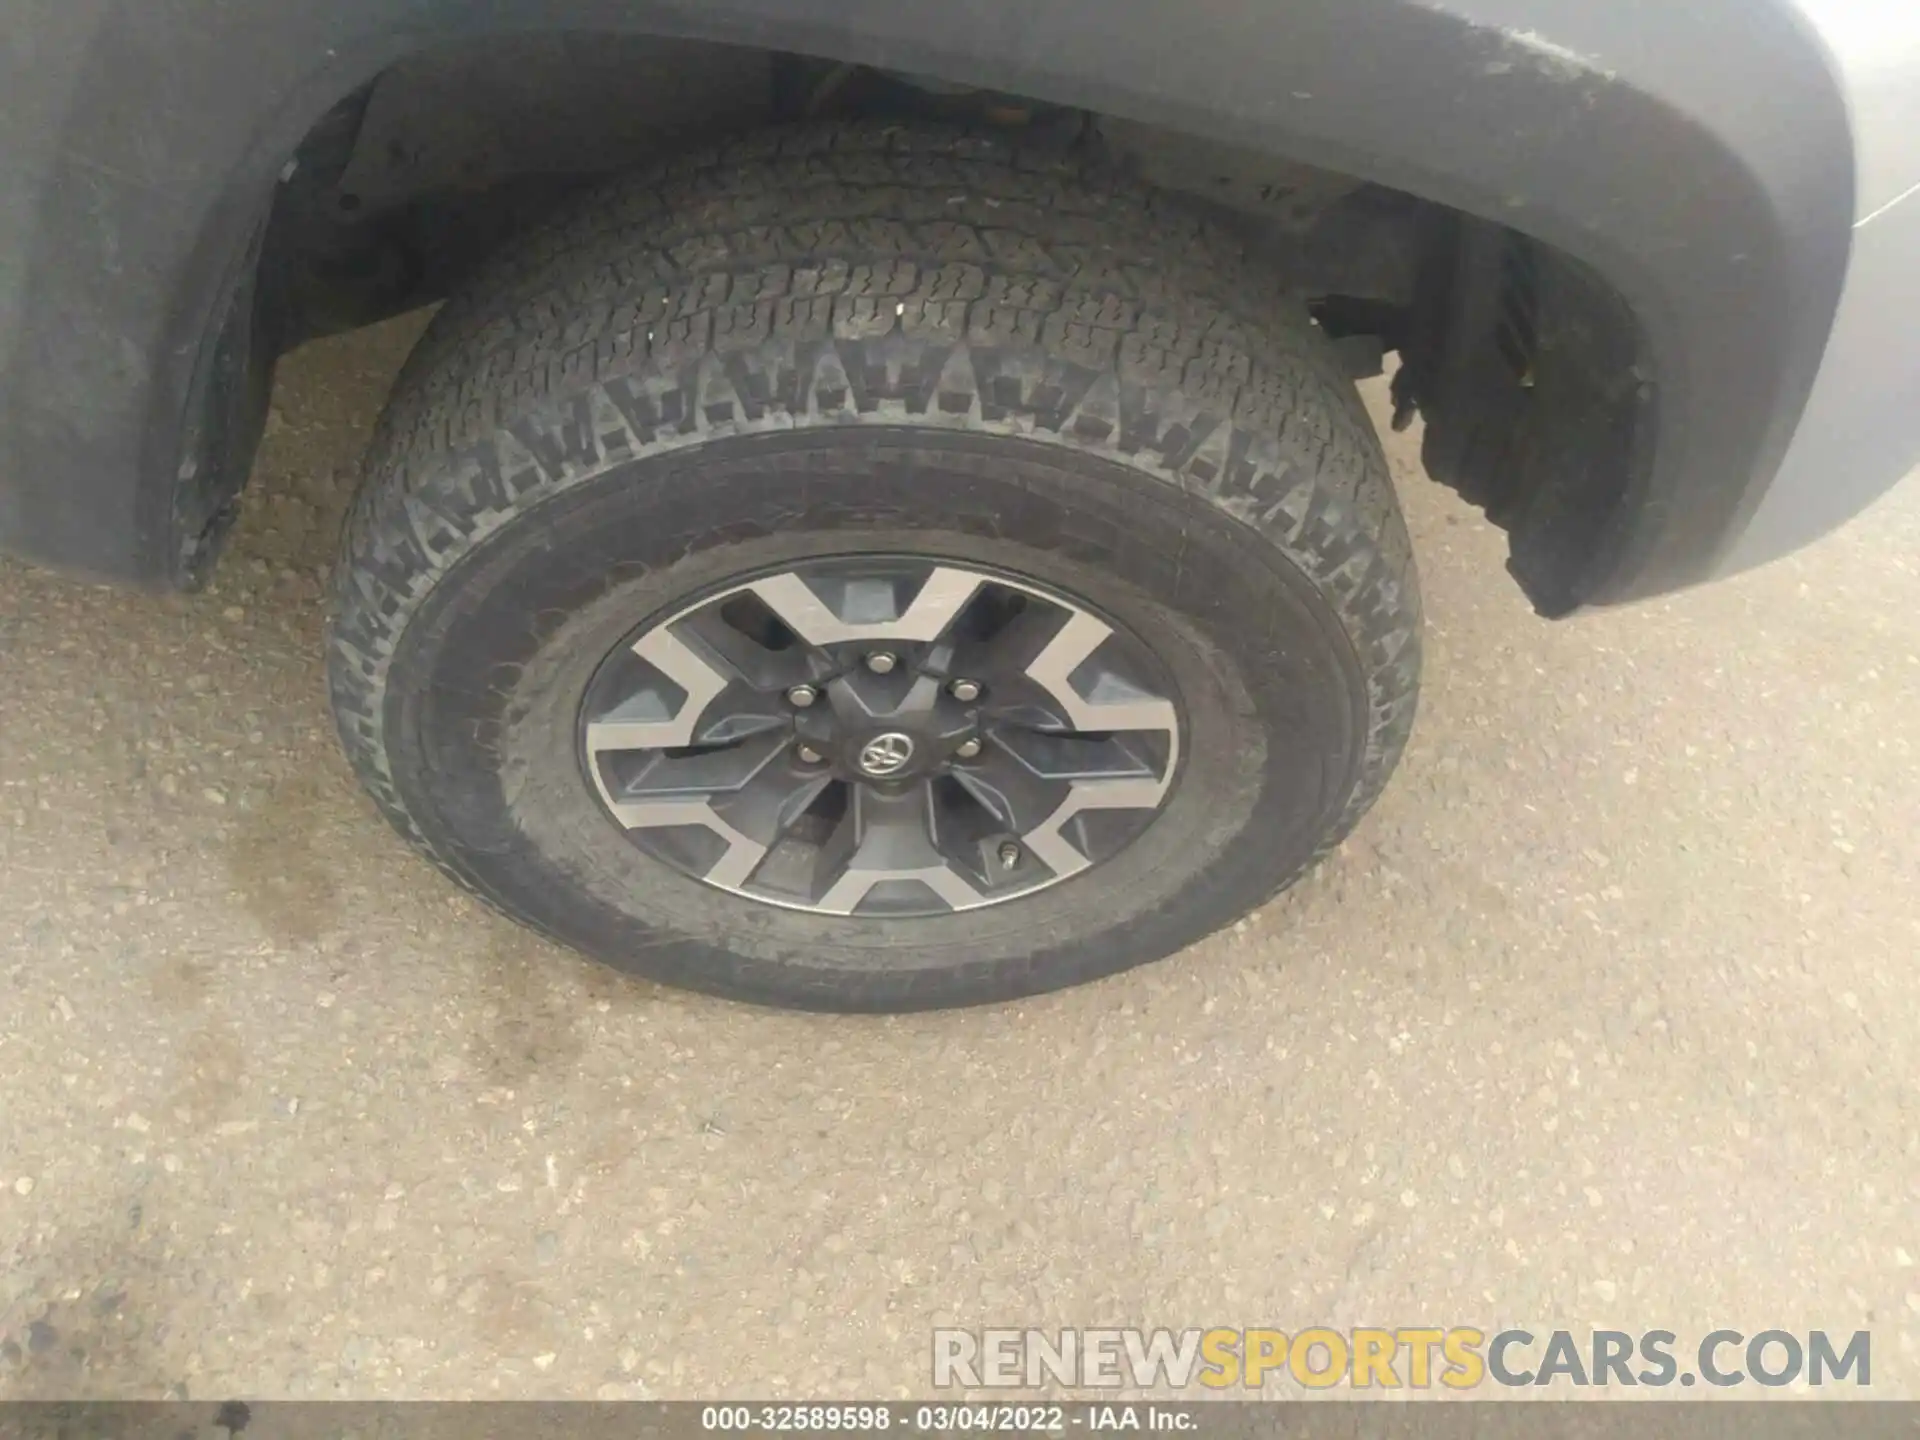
2,315,1917,1401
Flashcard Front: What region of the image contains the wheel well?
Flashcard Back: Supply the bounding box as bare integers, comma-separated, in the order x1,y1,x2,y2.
228,31,1648,614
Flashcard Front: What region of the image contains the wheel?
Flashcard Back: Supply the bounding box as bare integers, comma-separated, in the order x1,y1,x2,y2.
327,122,1421,1012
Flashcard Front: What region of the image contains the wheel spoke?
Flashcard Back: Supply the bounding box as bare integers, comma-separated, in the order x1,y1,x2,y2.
949,742,1075,835
954,729,1167,878
676,601,815,693
990,727,1160,784
584,625,732,751
614,731,791,799
710,765,835,850
600,732,831,891
814,782,986,914
603,798,771,889
1020,775,1169,879
1023,609,1178,734
747,566,983,646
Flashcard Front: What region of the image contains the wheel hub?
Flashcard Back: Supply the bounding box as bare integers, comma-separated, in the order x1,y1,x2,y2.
793,663,980,785
578,558,1181,916
855,733,916,778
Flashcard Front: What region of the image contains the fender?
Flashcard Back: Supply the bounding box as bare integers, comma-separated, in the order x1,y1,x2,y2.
0,0,1853,603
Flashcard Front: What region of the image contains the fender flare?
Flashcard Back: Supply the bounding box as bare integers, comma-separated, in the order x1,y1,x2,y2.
0,0,1853,598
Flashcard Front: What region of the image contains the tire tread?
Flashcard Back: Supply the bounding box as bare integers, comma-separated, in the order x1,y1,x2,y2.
328,120,1423,1005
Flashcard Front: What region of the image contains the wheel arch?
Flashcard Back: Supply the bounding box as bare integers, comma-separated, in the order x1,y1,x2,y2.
0,0,1854,605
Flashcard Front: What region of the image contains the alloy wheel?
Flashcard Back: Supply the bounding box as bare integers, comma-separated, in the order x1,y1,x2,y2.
578,558,1183,916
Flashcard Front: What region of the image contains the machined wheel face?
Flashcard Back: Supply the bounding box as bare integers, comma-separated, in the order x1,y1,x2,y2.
578,557,1182,917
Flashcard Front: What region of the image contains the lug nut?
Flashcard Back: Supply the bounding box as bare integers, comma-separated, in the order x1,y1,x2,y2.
955,737,983,760
997,840,1022,870
949,678,983,702
786,683,819,708
796,744,825,765
865,652,898,675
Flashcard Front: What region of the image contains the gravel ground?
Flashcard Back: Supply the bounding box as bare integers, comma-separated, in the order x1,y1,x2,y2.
1,316,1917,1401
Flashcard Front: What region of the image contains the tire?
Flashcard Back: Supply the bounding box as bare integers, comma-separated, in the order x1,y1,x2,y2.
327,121,1421,1012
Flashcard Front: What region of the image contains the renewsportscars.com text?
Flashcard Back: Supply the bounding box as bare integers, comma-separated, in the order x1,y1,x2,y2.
932,1327,1872,1390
